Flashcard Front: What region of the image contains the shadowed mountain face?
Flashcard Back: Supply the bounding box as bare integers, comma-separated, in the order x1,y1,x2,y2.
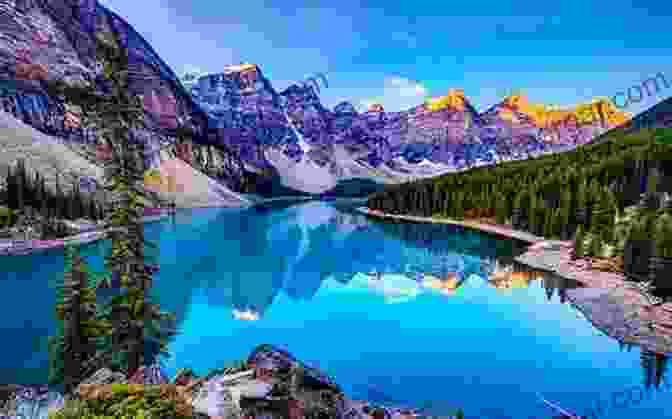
0,1,654,198
0,0,247,192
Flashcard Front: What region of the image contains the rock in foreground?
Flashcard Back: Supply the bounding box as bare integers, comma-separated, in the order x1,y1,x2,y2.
14,345,457,418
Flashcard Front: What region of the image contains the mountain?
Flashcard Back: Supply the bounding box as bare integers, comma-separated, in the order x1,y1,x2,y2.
0,1,636,199
0,109,103,195
621,96,672,133
0,110,251,208
0,0,249,203
189,66,633,193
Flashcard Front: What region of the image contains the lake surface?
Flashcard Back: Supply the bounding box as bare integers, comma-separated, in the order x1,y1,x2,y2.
2,200,671,419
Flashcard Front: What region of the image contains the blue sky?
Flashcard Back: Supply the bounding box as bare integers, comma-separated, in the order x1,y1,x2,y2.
99,0,671,114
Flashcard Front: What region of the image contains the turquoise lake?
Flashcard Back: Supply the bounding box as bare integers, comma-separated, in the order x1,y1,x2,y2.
1,199,671,419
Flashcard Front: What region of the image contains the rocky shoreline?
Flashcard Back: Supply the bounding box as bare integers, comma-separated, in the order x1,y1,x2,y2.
517,242,672,354
357,207,672,355
0,345,458,419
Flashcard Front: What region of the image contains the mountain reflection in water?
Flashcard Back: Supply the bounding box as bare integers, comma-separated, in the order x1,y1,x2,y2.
180,202,584,320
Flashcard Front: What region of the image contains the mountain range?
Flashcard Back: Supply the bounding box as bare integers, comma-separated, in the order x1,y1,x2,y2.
0,0,665,202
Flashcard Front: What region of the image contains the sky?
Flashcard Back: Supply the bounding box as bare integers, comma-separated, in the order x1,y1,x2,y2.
98,0,672,115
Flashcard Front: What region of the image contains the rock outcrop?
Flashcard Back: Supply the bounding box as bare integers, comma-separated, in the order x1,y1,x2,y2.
0,109,250,207
0,0,248,195
26,345,445,419
188,344,435,419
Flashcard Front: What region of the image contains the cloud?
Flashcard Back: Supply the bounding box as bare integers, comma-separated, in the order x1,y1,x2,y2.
357,76,429,112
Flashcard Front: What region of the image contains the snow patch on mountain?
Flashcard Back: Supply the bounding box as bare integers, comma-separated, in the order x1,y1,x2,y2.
264,147,337,194
283,109,311,153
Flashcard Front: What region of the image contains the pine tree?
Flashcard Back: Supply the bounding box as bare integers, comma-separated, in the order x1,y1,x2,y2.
511,190,523,228
587,178,601,229
647,168,659,195
54,246,109,393
495,192,507,225
601,187,618,243
73,180,84,220
454,192,464,220
432,186,442,216
559,188,572,239
528,191,539,235
575,178,588,227
15,161,24,212
46,29,169,377
88,198,97,221
573,224,586,259
33,172,43,209
655,214,672,258
6,164,15,209
72,182,79,220
624,218,649,280
589,232,603,258
54,174,64,219
548,208,561,239
66,185,75,220
543,207,553,238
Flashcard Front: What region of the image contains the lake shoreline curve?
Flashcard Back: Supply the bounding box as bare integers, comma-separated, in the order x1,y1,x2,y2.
356,206,672,355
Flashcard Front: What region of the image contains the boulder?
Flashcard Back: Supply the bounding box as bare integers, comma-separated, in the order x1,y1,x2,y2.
127,362,170,385
77,367,128,390
0,385,64,419
189,345,435,418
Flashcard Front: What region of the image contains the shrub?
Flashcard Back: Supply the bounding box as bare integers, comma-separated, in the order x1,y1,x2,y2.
56,384,193,419
655,214,672,258
48,397,96,419
0,206,15,228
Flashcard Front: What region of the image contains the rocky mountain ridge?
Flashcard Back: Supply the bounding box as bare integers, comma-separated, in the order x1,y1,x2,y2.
0,0,639,197
186,62,636,193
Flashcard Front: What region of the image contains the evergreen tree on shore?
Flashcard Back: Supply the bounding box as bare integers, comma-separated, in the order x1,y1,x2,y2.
53,245,111,393
572,224,586,260
15,160,25,212
528,190,539,235
575,178,588,228
559,188,572,239
495,192,508,225
45,27,178,378
511,190,523,228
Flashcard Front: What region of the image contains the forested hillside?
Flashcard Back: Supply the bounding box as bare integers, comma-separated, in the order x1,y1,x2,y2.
367,128,672,295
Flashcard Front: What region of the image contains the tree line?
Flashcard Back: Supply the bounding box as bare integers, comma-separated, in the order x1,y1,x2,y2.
0,159,104,225
367,128,672,296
